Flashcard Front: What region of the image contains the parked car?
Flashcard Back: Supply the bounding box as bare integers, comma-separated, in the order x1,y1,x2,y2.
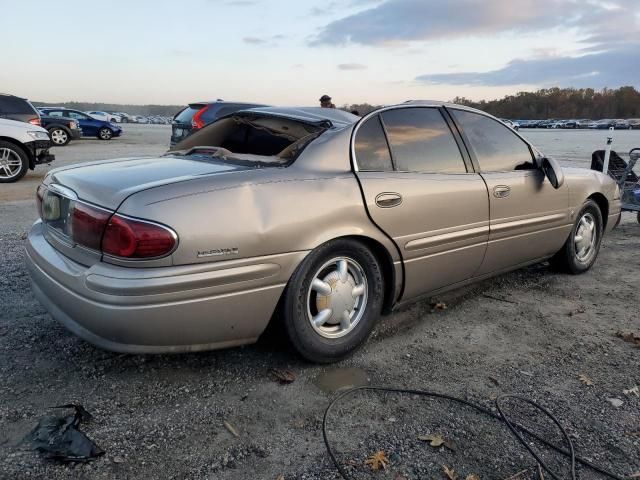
171,100,267,146
500,119,519,130
576,119,592,129
588,119,614,129
132,115,148,124
25,102,621,362
0,94,41,126
39,108,122,140
113,112,133,123
629,119,640,130
0,118,54,182
40,115,82,146
86,111,121,123
613,119,631,130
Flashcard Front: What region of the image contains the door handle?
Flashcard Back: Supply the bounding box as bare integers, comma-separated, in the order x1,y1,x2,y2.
375,192,403,208
493,185,511,198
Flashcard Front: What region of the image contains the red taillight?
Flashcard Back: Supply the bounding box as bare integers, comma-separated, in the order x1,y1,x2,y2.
191,105,209,130
71,202,111,250
28,117,41,126
102,215,176,259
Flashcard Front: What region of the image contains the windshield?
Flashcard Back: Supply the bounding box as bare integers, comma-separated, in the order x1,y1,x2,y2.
168,114,327,166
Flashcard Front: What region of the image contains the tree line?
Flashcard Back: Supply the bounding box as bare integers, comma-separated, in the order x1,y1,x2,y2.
451,86,640,120
34,86,640,120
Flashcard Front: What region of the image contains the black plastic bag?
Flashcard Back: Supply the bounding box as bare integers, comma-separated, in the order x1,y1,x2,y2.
25,404,104,462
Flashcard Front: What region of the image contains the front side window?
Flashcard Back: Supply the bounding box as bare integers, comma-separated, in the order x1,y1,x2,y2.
381,108,466,173
354,115,393,171
46,111,63,117
67,111,89,120
451,109,535,172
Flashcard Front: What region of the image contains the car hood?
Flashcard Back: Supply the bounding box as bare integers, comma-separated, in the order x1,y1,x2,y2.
46,155,252,209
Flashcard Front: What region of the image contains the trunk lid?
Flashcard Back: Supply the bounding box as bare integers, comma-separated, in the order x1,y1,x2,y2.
47,155,251,209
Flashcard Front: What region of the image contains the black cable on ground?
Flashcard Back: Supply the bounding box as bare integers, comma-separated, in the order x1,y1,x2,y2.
322,386,625,480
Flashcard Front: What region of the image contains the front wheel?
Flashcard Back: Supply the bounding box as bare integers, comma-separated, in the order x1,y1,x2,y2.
0,141,29,183
282,239,384,363
49,127,70,146
98,127,113,140
550,200,603,274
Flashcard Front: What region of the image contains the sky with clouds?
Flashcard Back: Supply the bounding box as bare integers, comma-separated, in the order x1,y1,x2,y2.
1,0,638,106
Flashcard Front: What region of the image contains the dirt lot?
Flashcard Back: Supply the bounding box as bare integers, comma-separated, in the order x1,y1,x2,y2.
0,125,639,479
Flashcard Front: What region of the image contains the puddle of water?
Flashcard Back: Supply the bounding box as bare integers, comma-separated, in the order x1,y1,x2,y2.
314,367,369,393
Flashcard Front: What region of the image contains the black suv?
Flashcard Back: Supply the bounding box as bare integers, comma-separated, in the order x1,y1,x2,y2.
0,94,41,126
171,100,267,146
40,115,82,146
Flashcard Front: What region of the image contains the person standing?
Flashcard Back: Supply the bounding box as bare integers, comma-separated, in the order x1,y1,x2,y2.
319,95,335,108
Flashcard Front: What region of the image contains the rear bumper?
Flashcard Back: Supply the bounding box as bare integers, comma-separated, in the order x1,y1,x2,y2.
25,221,307,353
70,128,82,140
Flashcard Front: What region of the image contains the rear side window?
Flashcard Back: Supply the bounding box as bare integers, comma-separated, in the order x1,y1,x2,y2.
174,106,202,123
0,96,37,114
381,108,466,173
451,109,535,172
354,115,393,171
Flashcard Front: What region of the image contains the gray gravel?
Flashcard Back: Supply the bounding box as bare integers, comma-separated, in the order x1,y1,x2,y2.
0,125,639,479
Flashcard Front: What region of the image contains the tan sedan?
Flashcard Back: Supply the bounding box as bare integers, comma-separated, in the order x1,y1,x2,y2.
26,102,621,362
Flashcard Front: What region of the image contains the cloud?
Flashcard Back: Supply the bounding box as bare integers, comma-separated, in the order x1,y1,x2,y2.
310,0,639,47
416,43,640,88
224,0,258,5
309,0,640,88
338,63,367,70
242,36,266,44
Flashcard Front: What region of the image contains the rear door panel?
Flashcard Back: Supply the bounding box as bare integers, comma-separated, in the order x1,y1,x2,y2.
358,172,489,299
353,106,489,301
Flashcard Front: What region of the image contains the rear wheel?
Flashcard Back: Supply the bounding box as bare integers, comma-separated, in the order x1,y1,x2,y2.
282,239,384,363
0,141,29,183
98,127,113,140
550,200,603,274
48,127,70,146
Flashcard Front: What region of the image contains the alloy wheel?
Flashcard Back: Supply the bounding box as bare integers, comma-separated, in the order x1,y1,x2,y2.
50,129,68,145
99,129,113,140
306,257,368,339
0,147,23,180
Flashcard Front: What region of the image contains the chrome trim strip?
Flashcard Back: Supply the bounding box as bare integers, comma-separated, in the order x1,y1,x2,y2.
404,225,489,251
48,183,78,200
491,213,567,233
403,240,487,263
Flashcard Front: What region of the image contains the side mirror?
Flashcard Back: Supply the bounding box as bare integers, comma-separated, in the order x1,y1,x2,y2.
540,157,564,189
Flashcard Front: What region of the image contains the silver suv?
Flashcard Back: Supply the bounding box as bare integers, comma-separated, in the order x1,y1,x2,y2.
0,118,54,182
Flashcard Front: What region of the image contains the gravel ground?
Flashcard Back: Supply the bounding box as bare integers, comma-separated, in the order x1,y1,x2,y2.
0,125,639,479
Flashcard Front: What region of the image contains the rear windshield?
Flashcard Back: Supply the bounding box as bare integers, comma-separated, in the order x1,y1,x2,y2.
0,96,38,115
174,105,204,123
169,114,327,166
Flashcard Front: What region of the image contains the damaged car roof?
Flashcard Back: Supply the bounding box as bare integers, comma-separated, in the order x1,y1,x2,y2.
235,106,360,128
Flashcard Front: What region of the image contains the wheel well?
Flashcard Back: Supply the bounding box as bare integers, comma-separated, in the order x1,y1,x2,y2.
0,136,34,169
343,235,397,314
47,124,71,134
588,193,609,228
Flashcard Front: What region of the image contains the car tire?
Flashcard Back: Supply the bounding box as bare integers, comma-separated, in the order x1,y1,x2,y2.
550,200,603,274
282,239,384,363
98,127,113,140
48,127,70,146
0,141,29,183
